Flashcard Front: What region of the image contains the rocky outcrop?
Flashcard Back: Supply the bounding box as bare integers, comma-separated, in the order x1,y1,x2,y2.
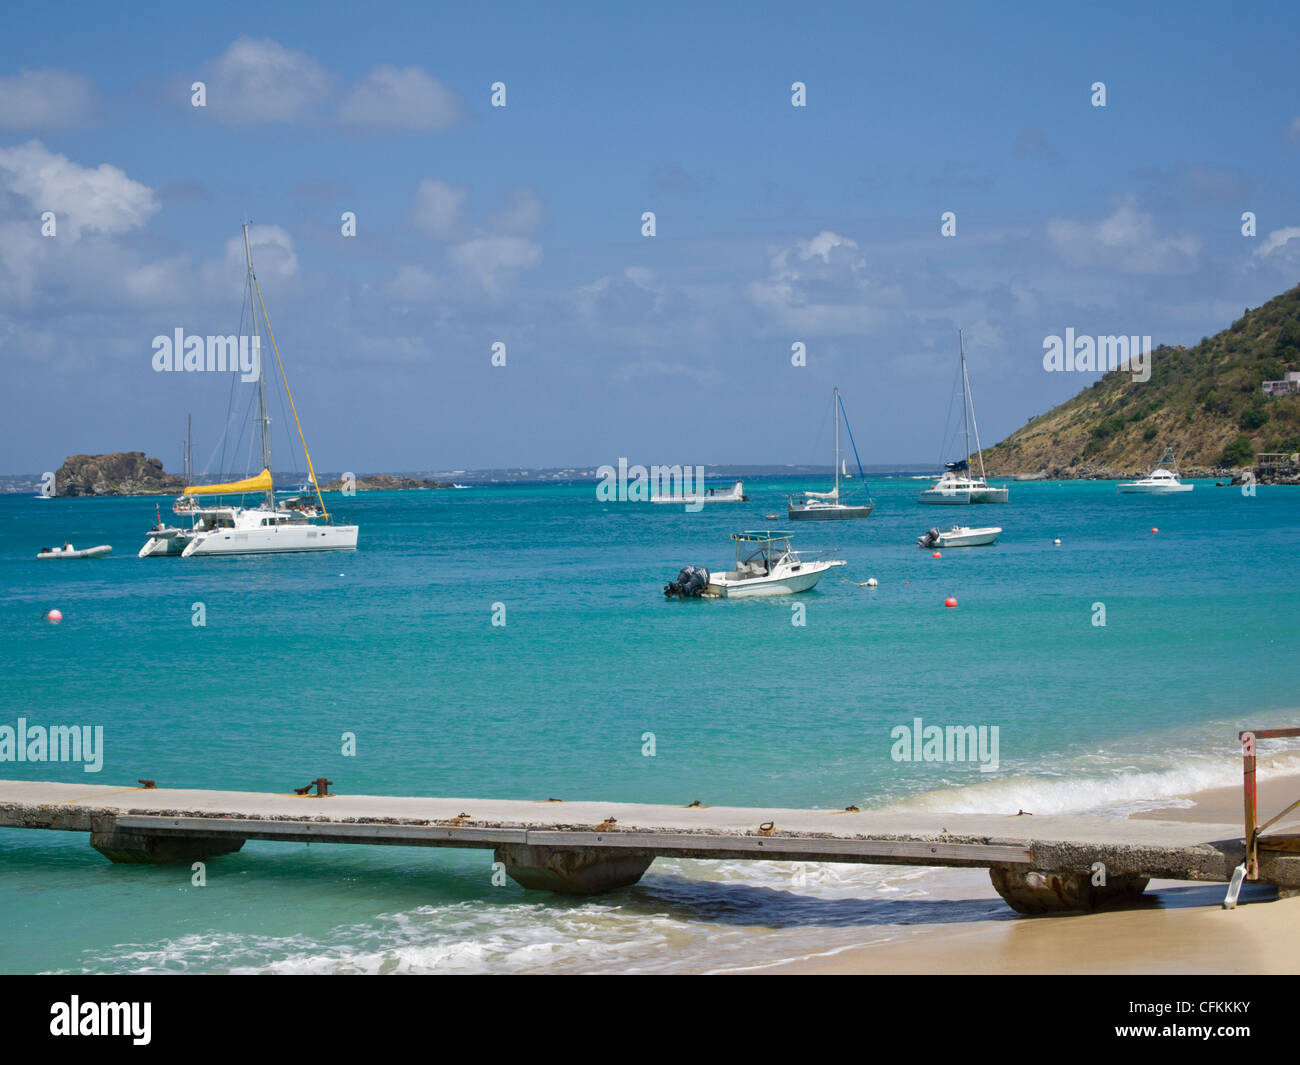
320,474,455,491
54,453,186,497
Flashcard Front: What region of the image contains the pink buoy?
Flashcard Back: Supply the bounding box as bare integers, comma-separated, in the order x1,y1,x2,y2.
45,609,63,623
944,597,957,608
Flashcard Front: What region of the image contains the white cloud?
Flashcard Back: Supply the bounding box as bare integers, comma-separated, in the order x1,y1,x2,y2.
0,140,158,240
412,179,467,240
385,265,442,303
1255,226,1300,258
208,37,329,124
339,65,462,130
451,236,541,296
121,256,191,304
0,69,96,129
202,225,299,294
490,187,544,236
746,230,876,334
1047,194,1199,275
799,230,858,264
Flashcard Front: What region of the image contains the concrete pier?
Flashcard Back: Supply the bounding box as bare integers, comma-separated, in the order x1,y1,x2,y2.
1,778,1294,913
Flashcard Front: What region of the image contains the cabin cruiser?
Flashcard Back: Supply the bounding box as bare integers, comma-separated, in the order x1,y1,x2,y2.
665,531,844,598
1117,448,1193,494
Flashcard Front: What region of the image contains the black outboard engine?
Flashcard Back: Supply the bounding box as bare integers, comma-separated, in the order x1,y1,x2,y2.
664,565,710,597
917,528,941,548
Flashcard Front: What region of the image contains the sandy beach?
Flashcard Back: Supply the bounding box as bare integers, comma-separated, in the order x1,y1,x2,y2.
762,772,1300,975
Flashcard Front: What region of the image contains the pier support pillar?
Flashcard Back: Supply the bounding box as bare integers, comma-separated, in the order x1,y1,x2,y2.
495,843,652,895
90,828,246,864
989,864,1149,915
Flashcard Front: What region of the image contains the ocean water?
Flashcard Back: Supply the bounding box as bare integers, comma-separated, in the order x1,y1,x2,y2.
1,477,1298,973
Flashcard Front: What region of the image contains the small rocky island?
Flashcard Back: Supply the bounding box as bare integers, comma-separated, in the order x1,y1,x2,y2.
320,474,456,491
55,453,186,497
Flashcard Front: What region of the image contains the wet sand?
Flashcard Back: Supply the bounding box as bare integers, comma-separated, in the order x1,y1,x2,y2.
761,773,1300,975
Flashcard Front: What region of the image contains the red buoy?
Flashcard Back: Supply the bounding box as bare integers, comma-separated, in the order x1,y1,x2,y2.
932,551,941,559
944,597,958,608
45,609,63,623
1151,527,1158,534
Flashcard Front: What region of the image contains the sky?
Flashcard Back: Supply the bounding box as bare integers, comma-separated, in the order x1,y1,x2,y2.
1,1,1298,476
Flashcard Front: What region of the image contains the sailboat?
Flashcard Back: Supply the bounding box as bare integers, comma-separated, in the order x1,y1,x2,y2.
788,387,874,520
139,223,359,558
918,332,1009,505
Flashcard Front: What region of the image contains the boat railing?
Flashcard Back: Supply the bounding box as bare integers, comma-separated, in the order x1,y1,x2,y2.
1239,727,1300,882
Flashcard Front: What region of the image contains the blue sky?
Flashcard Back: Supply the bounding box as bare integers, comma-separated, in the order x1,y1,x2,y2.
2,1,1298,474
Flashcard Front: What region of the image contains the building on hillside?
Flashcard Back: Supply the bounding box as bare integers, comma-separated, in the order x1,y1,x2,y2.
1262,372,1300,397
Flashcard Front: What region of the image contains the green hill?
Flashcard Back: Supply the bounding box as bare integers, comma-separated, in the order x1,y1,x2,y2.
982,283,1300,477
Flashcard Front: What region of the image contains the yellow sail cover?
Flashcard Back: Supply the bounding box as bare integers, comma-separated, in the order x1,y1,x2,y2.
183,468,273,496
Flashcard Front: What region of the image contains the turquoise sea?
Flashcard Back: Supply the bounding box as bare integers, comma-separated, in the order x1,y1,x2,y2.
1,477,1298,973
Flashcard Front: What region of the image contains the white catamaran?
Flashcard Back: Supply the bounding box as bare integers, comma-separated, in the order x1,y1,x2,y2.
788,387,874,520
139,223,358,558
918,331,1009,505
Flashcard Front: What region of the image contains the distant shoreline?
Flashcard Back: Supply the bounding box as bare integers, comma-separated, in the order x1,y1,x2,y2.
3,467,1286,495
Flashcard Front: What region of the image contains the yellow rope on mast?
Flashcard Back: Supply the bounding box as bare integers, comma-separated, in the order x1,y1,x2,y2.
252,277,330,520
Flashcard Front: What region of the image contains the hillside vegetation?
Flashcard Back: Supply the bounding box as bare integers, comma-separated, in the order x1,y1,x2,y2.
982,283,1300,477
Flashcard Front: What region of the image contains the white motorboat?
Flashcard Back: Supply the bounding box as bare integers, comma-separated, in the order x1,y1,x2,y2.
789,387,875,521
139,224,359,558
1117,448,1194,494
652,478,747,504
918,525,1002,548
664,531,845,598
919,331,1008,505
37,542,112,560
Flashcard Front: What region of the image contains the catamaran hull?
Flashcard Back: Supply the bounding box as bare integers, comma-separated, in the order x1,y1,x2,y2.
918,488,1007,504
138,532,190,557
1116,483,1193,494
706,561,843,597
918,489,970,504
788,504,874,520
181,524,359,556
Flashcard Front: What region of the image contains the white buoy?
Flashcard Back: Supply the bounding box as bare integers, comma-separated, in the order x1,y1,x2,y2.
866,577,878,587
1053,538,1061,545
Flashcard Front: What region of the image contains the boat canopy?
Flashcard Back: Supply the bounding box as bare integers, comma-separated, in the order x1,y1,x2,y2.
183,468,273,496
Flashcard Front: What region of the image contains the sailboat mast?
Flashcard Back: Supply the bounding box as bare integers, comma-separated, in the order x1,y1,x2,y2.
961,332,989,481
242,222,274,509
959,330,972,473
833,386,840,497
